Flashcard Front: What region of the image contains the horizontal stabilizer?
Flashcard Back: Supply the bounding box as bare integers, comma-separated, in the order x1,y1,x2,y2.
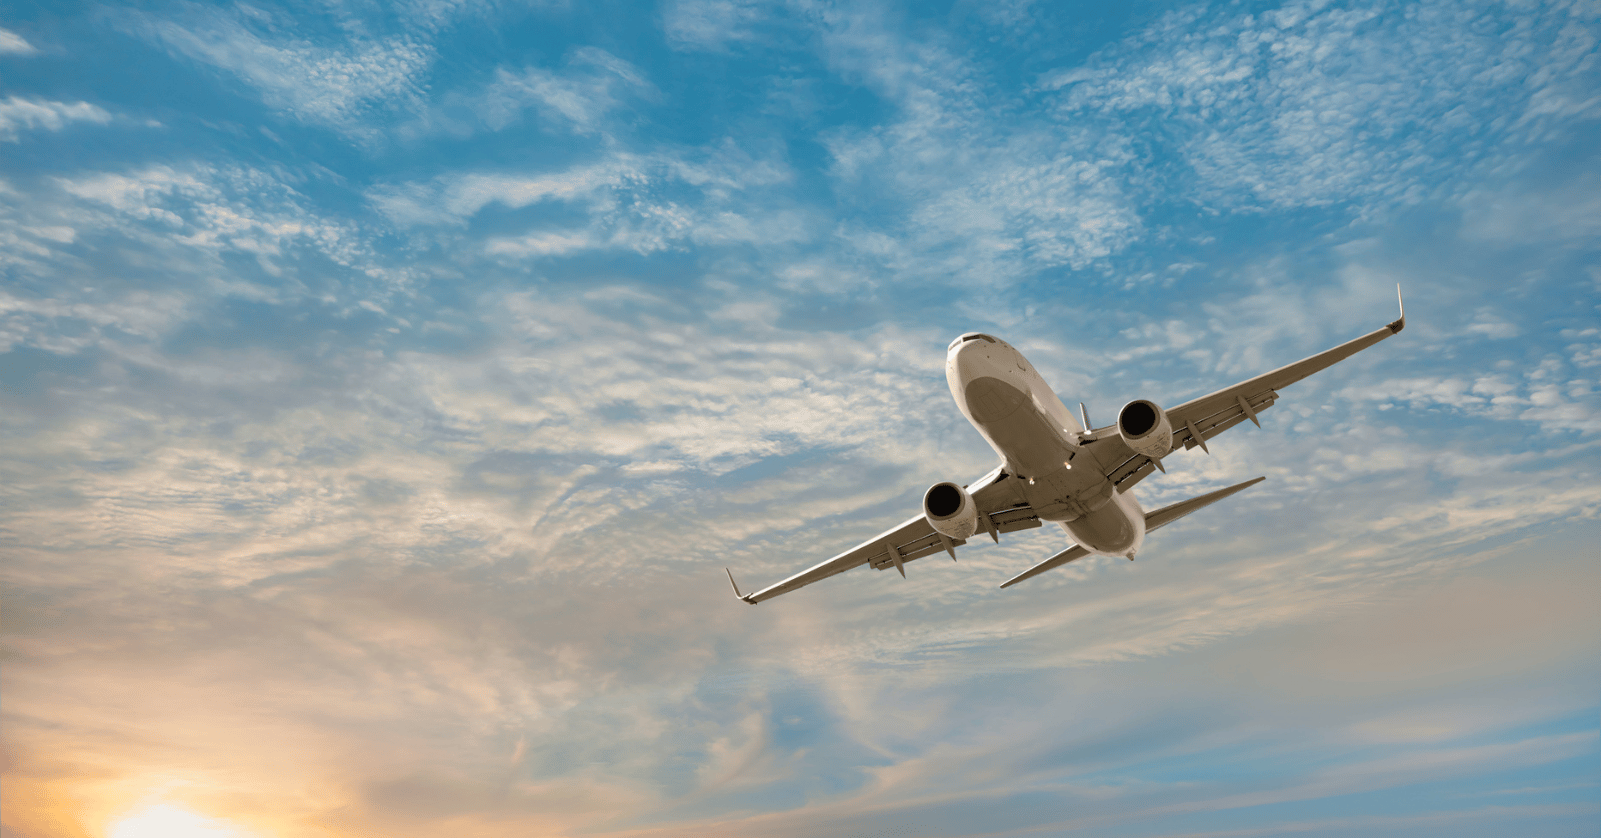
999,543,1091,589
1000,477,1266,591
1143,476,1266,534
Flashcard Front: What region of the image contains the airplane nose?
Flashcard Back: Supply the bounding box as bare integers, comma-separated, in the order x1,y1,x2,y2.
946,332,1005,407
947,337,986,376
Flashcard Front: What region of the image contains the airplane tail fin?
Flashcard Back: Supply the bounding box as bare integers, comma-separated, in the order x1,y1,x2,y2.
1143,476,1266,534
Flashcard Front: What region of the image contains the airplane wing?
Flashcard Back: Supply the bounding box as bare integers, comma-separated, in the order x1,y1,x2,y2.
729,466,1043,604
1088,292,1405,493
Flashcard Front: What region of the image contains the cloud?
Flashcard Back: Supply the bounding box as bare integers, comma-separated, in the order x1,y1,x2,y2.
49,164,382,285
1460,167,1601,245
661,0,771,49
663,2,1159,283
483,229,598,257
132,9,434,137
1045,0,1601,212
766,0,1601,291
369,141,800,260
1464,308,1520,339
128,5,656,144
806,7,1147,284
475,47,654,135
1351,361,1601,436
368,161,629,227
0,97,112,141
0,25,37,54
0,162,413,379
56,165,210,221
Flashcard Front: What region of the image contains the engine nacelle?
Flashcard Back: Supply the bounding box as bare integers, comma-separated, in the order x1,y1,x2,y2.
1118,399,1174,460
923,481,978,540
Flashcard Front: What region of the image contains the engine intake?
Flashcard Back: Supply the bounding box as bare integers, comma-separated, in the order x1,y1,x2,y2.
923,481,978,540
1117,399,1174,460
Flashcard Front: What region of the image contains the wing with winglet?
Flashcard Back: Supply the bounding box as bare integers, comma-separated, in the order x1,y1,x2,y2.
1088,289,1405,494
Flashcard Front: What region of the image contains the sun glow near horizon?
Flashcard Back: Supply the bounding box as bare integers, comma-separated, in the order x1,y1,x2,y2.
107,804,258,838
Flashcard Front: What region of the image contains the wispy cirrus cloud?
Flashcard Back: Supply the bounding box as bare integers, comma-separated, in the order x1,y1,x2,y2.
0,25,37,54
810,8,1147,284
1045,0,1601,212
662,0,774,50
477,47,655,135
0,97,111,141
368,140,798,258
656,1,1156,283
390,46,660,143
51,163,384,285
1369,369,1601,435
368,161,629,227
0,162,408,373
130,7,435,137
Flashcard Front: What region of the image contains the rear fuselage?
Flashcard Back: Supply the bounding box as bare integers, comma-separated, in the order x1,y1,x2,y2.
945,333,1144,558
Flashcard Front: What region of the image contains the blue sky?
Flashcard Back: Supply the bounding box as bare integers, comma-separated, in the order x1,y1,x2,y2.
2,1,1598,836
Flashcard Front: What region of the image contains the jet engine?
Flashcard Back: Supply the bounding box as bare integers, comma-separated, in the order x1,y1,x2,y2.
1117,399,1174,459
923,481,979,540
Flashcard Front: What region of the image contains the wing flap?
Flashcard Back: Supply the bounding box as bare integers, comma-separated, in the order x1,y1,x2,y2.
1176,390,1280,451
869,526,965,569
1110,457,1157,491
990,504,1045,534
861,504,1044,571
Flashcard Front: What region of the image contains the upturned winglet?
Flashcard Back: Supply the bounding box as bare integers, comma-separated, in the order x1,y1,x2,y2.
1389,284,1406,334
725,568,755,604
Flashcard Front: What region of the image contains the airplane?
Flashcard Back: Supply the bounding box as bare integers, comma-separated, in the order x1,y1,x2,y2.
726,289,1406,604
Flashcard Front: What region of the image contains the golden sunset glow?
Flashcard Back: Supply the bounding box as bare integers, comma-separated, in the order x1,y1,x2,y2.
107,805,255,838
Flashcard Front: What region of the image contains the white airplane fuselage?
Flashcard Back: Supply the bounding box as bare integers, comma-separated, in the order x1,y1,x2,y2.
946,333,1145,558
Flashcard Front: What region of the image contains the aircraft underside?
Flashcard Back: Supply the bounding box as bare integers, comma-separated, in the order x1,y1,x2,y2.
959,363,1145,557
727,290,1405,603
